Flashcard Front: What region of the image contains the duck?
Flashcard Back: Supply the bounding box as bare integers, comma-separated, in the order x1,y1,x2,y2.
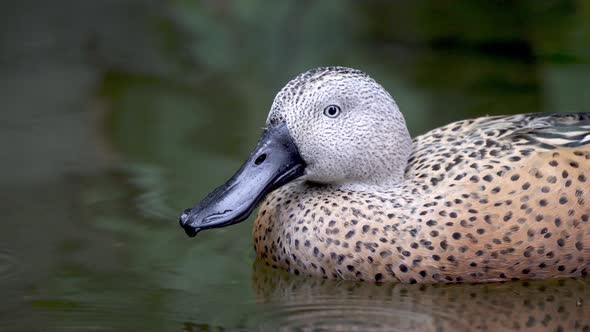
179,66,590,283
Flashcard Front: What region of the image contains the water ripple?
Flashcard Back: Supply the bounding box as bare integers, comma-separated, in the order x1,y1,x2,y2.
248,300,464,332
250,263,590,332
0,249,18,281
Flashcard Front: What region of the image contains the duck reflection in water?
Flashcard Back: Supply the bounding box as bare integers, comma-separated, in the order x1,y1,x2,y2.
251,261,589,332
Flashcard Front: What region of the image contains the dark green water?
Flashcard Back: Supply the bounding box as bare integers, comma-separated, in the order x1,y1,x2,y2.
1,1,590,331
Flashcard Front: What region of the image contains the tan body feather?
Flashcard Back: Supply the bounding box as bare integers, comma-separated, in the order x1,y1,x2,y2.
254,114,590,283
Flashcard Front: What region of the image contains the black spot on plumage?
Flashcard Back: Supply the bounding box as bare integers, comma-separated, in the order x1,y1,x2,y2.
509,156,521,162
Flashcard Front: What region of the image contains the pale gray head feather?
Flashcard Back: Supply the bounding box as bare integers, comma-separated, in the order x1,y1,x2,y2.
267,66,412,191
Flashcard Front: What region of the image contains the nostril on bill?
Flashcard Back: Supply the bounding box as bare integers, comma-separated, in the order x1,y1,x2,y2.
254,153,267,165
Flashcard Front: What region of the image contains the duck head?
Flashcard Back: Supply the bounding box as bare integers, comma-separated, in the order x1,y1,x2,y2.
179,66,412,236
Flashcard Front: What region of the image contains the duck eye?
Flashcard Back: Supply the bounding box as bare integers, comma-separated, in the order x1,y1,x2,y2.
323,105,341,118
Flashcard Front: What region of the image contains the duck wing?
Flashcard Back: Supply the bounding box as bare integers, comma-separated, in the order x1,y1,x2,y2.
406,112,590,186
498,113,590,149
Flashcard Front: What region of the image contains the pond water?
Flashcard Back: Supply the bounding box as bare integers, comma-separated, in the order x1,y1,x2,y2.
1,1,590,331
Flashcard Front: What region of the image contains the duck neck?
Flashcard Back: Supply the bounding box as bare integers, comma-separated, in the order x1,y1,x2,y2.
336,131,413,192
335,174,405,192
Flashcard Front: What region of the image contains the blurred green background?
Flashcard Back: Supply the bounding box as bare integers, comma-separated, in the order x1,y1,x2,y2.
1,1,589,331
